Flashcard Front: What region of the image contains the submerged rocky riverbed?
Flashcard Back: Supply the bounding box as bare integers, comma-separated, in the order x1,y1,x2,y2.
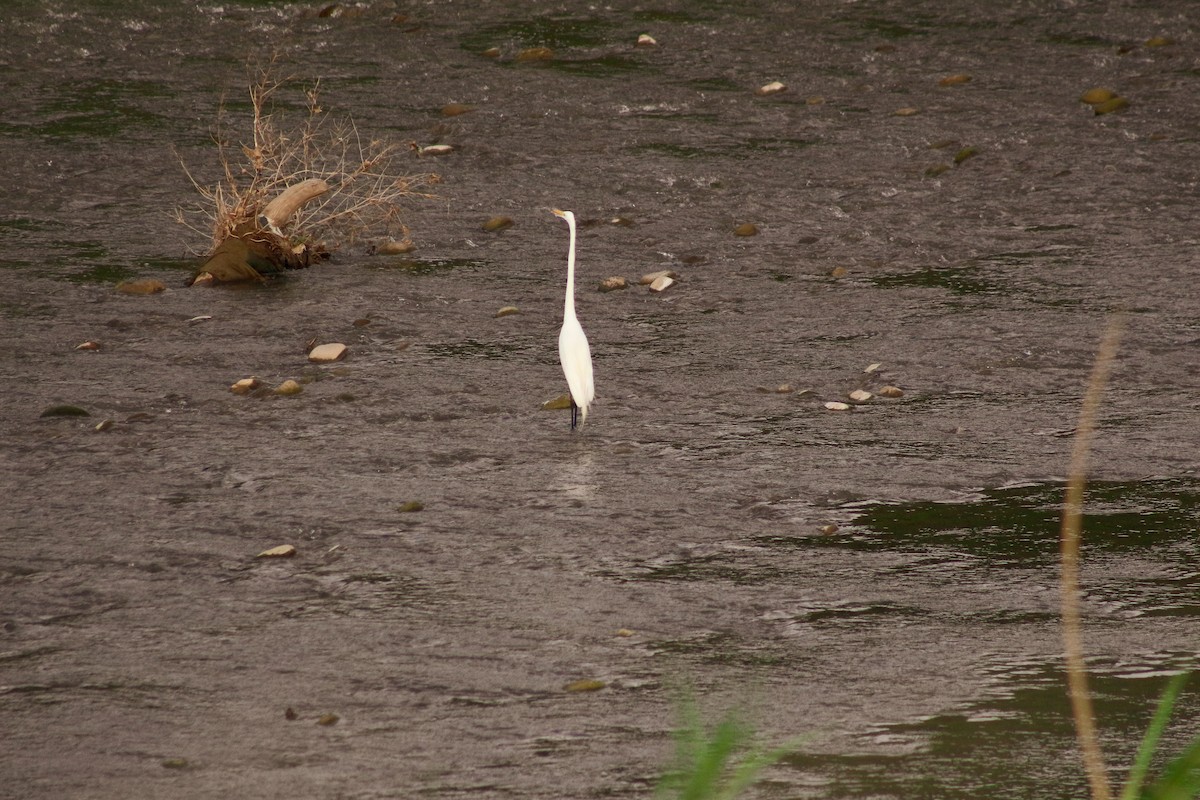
2,2,1198,798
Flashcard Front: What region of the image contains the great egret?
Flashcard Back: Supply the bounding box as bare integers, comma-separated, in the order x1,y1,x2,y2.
552,209,595,430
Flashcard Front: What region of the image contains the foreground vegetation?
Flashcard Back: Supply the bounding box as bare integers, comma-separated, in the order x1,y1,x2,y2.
659,318,1198,799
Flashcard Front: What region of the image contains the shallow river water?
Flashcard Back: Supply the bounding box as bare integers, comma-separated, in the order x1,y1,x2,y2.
2,2,1199,799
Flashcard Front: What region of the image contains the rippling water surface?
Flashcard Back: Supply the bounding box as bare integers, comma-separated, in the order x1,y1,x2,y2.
2,2,1198,798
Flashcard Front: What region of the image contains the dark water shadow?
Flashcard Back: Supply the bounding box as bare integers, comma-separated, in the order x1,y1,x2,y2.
757,479,1200,617
775,478,1199,563
787,655,1199,800
365,256,489,275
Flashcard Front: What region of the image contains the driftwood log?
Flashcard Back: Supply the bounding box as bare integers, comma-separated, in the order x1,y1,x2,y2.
262,179,329,229
190,178,330,286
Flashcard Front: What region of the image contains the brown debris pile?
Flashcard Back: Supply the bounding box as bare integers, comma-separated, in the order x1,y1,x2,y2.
175,64,436,285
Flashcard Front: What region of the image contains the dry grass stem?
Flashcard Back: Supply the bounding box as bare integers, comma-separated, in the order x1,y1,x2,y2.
1059,315,1125,800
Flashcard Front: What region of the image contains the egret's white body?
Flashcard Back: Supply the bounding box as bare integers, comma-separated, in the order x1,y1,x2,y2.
553,209,594,429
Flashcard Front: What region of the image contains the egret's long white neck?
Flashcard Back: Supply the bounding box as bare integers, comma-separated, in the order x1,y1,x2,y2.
562,212,578,322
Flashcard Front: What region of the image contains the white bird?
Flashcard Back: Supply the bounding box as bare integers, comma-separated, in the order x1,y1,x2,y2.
552,209,595,430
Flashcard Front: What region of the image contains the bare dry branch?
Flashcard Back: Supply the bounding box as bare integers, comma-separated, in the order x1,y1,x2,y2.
175,62,436,260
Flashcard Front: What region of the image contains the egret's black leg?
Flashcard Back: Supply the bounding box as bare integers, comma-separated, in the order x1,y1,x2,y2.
570,400,579,430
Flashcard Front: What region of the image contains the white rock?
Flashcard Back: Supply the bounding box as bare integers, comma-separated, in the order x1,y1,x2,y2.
637,33,657,46
230,377,261,395
640,269,679,285
309,343,348,363
824,401,851,411
649,275,675,292
756,81,787,95
848,389,873,402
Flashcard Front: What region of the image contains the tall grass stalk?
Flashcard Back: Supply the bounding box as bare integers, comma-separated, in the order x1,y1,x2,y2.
1059,316,1124,800
1058,316,1200,800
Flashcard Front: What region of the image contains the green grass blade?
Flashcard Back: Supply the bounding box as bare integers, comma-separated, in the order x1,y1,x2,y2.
656,691,804,800
658,698,704,798
718,738,806,800
681,717,747,800
1147,735,1200,800
1121,673,1190,800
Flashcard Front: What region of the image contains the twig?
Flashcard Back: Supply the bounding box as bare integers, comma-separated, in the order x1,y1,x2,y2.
174,61,436,257
1060,315,1125,800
